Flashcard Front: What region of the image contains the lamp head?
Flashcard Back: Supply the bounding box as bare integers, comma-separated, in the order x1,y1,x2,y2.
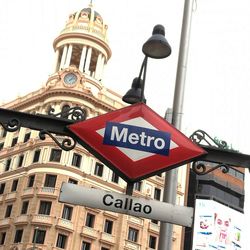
122,77,146,104
142,24,171,59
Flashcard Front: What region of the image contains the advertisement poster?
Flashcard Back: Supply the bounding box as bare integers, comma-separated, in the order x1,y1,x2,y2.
192,199,244,250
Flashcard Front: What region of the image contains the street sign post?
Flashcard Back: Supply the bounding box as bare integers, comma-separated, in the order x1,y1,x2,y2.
59,182,194,227
68,103,206,182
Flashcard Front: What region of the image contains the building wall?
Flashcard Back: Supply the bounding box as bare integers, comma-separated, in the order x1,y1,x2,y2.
0,4,188,250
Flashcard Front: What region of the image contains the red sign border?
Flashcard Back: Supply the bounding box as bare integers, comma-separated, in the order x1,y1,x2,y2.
67,103,207,182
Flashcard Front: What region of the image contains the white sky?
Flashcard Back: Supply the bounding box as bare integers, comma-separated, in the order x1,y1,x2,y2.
1,0,250,247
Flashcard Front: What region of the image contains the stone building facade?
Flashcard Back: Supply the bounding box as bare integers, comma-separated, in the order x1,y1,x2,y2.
0,3,187,250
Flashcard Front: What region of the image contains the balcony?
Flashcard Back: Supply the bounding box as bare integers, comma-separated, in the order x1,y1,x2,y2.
148,222,160,233
124,240,141,250
14,214,30,225
0,218,11,228
5,192,17,201
80,226,99,239
128,216,143,226
26,243,48,250
56,218,74,232
31,214,54,226
8,243,24,250
21,187,35,197
37,187,59,199
100,232,115,245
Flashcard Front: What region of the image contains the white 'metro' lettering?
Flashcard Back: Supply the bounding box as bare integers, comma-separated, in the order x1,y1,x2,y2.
110,126,165,149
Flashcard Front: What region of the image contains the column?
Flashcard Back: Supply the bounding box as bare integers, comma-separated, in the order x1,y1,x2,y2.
52,49,60,73
79,46,87,72
98,56,105,81
84,47,92,74
59,45,68,70
94,53,103,80
64,44,73,68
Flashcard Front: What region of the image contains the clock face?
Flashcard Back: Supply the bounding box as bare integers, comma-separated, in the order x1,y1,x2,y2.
64,73,77,85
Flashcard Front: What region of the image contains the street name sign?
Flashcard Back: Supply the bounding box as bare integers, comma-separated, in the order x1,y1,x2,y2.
68,103,206,182
59,182,194,227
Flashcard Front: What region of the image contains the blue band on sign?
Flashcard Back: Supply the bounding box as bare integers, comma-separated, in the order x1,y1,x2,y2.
103,122,171,156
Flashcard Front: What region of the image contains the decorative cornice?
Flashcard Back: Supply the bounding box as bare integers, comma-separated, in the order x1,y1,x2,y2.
3,87,118,113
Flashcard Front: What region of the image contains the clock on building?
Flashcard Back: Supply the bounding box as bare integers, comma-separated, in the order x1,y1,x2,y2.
64,73,77,85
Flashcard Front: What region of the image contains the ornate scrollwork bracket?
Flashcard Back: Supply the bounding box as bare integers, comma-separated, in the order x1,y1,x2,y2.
39,130,76,151
190,129,228,149
190,130,237,175
48,106,87,121
0,118,21,132
192,161,232,175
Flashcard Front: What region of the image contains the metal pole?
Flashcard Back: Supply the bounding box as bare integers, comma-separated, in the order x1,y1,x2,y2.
158,0,194,249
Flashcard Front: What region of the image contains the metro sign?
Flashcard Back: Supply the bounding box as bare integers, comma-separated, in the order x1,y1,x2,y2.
68,103,206,182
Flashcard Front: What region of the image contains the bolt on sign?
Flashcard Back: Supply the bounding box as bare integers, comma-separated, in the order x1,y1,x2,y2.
68,103,206,182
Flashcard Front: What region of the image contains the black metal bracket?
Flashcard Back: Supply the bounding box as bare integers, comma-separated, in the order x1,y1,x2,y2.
0,107,86,151
0,107,249,176
190,130,250,175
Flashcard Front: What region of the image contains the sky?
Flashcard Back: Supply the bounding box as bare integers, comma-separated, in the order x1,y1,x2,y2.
1,0,250,247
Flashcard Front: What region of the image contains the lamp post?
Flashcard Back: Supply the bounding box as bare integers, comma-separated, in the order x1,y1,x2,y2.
122,24,176,247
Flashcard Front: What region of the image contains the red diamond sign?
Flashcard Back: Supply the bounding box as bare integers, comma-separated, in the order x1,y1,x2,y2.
68,103,206,182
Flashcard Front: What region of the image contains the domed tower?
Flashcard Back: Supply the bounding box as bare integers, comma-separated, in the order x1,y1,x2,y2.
47,2,111,97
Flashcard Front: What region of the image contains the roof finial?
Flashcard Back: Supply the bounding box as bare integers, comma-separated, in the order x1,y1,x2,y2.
89,0,93,7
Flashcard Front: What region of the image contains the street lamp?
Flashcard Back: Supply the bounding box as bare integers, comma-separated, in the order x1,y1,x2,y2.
122,24,171,105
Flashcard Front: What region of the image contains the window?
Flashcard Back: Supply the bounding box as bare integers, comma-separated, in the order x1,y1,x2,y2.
62,205,73,220
39,201,52,215
85,213,95,228
0,143,4,151
44,174,57,187
94,162,103,177
68,178,78,184
11,137,18,147
5,204,13,218
149,235,157,249
17,154,24,167
0,183,5,195
0,232,6,245
33,149,41,163
154,188,161,201
33,228,46,244
104,219,113,234
14,229,23,243
111,172,119,183
56,233,67,249
23,132,31,143
81,241,91,250
134,181,142,192
49,149,62,162
128,227,139,242
27,175,35,187
5,159,11,171
72,153,82,168
21,201,29,214
11,179,18,192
